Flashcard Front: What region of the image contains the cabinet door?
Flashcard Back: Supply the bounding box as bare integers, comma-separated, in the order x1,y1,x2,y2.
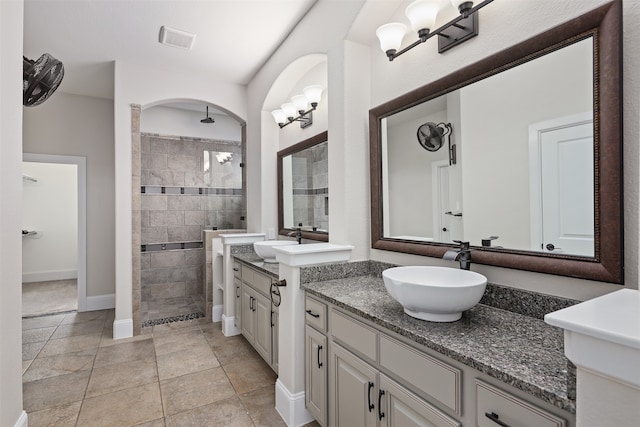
330,343,377,427
241,285,256,344
379,373,460,427
306,325,327,426
234,278,242,329
254,292,272,364
271,308,279,373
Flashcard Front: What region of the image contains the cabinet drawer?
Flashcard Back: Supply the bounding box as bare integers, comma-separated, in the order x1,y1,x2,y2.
305,297,327,332
233,261,241,279
330,309,377,362
241,265,272,296
476,380,566,427
380,334,461,415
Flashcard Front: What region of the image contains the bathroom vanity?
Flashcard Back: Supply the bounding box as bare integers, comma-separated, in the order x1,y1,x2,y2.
301,265,577,427
233,253,280,374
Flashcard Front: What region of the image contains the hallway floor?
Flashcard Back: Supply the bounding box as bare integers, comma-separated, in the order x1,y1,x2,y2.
22,310,310,426
22,279,77,317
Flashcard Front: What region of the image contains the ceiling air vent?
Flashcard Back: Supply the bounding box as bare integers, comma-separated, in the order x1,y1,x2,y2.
159,26,196,50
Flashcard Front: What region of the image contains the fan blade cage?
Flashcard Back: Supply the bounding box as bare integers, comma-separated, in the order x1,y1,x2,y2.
23,53,65,107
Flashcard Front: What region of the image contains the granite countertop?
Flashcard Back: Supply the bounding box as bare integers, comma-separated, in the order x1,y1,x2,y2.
302,275,575,414
233,252,279,278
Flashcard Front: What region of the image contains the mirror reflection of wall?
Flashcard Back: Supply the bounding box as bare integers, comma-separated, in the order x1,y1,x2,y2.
381,37,594,257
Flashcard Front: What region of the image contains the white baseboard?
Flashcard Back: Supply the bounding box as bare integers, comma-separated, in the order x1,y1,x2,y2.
22,269,77,283
113,319,133,340
13,410,28,427
221,314,241,336
275,379,313,427
212,304,223,322
86,293,115,311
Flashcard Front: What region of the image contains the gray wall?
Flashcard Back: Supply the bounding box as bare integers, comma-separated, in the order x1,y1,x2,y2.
23,91,115,298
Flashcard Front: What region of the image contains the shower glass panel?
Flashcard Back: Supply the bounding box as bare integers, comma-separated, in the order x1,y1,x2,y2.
202,145,244,230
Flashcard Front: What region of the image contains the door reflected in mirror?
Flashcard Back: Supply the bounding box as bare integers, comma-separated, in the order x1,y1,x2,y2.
278,131,329,241
381,37,594,257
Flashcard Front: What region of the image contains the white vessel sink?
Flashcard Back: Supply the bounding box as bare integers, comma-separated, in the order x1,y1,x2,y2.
382,266,487,322
254,240,298,263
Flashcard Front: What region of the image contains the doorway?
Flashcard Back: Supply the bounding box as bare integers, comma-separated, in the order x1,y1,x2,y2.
528,113,594,257
22,153,87,316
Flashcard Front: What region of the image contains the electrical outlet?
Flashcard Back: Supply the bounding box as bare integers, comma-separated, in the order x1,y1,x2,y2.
268,228,275,240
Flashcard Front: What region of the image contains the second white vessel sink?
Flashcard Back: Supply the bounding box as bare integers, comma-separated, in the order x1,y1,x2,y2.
382,266,487,322
254,240,297,263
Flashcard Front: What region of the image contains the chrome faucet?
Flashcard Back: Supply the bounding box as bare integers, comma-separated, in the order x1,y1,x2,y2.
443,240,472,270
287,223,303,244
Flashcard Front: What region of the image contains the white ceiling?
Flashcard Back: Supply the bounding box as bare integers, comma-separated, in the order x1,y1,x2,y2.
23,0,317,101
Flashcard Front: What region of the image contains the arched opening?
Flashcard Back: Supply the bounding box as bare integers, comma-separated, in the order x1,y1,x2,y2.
131,99,246,333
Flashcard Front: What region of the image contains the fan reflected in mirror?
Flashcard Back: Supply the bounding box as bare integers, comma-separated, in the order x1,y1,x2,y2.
417,122,451,152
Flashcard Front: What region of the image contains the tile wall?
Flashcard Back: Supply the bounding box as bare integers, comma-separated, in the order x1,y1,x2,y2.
292,141,328,231
139,133,244,325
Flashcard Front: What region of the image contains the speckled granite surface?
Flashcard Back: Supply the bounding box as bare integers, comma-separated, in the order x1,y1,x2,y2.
233,251,279,278
302,275,576,414
480,283,579,320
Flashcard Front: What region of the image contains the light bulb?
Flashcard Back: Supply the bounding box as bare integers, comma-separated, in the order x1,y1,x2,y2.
281,103,297,119
291,94,309,112
405,0,440,34
376,23,407,54
303,85,323,107
272,109,287,124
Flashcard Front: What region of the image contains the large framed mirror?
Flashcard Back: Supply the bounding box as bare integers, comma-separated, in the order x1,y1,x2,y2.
278,131,329,242
370,0,622,283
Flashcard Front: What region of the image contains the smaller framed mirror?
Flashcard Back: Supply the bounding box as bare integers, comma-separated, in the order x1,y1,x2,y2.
278,131,329,242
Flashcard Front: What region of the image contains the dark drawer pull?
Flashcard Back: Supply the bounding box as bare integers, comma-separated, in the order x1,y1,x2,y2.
378,389,385,420
236,286,240,298
317,345,323,369
306,309,320,318
485,412,510,427
367,382,374,412
233,267,239,272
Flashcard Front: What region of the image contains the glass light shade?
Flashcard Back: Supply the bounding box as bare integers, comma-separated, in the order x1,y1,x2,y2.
281,103,298,119
376,23,407,53
303,85,323,105
272,109,287,124
291,94,309,112
405,0,440,33
451,0,473,13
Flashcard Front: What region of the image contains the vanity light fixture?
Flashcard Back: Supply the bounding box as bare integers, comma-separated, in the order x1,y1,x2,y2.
376,0,494,61
271,85,323,129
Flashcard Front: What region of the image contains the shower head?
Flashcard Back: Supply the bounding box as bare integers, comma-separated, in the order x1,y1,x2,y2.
201,106,215,124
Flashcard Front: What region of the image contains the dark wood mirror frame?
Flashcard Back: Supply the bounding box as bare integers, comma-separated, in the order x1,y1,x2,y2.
278,131,329,242
369,0,622,283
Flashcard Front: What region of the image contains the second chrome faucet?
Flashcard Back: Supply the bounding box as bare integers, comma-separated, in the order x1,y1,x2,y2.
443,240,472,270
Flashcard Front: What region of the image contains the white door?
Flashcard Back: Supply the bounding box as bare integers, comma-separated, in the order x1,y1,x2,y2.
529,114,594,257
432,161,451,243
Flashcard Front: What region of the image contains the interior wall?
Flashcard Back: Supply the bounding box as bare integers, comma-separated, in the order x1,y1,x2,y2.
0,0,26,425
22,92,115,298
22,162,78,282
141,105,241,141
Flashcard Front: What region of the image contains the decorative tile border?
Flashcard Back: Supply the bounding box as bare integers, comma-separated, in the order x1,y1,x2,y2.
141,185,242,195
292,187,329,195
141,241,203,252
141,311,205,328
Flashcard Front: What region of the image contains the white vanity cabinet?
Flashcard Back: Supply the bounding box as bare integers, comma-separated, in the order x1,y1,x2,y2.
305,294,573,427
239,262,278,373
233,261,242,329
305,296,329,426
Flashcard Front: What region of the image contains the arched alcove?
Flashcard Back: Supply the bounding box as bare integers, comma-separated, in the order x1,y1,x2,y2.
131,98,246,334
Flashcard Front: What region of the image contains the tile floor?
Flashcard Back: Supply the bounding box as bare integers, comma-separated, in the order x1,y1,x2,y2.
141,295,206,326
22,310,317,427
22,280,77,317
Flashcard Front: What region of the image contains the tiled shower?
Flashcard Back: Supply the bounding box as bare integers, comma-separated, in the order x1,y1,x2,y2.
139,132,244,326
292,141,328,231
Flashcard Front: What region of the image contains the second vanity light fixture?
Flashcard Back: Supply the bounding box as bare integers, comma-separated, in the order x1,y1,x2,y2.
376,0,494,61
272,85,323,129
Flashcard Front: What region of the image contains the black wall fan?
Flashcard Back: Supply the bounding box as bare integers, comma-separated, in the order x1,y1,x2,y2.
23,53,64,107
